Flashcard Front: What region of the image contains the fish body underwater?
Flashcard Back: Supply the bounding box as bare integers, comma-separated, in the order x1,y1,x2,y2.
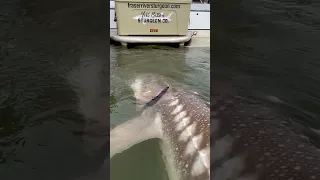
211,81,320,180
110,74,210,180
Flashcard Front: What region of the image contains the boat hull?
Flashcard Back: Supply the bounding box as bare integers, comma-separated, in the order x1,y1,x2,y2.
109,1,210,47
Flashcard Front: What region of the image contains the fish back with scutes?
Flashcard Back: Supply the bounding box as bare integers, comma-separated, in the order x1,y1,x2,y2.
211,83,320,180
130,74,210,180
156,90,210,180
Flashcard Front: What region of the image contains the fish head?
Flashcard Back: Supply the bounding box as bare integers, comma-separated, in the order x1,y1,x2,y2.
130,73,176,106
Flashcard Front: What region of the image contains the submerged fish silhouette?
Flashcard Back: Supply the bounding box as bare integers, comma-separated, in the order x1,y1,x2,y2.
211,80,320,180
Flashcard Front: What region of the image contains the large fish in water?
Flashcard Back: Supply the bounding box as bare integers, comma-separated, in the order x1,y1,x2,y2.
79,75,320,180
211,80,320,180
110,74,210,180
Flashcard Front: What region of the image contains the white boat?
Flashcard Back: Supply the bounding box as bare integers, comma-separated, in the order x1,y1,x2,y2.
110,0,210,47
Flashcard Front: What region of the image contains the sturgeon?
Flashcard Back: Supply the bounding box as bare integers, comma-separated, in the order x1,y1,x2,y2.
110,74,210,180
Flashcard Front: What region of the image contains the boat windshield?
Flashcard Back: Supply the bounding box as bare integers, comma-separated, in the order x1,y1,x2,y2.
110,0,208,3
192,0,210,3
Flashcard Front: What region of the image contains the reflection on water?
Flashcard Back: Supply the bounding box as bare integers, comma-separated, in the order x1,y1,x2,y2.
110,46,210,180
67,43,110,158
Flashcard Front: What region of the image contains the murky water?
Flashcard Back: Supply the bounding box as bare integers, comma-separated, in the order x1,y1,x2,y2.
110,46,210,180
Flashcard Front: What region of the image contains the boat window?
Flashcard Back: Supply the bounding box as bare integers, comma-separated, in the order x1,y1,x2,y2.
192,0,210,3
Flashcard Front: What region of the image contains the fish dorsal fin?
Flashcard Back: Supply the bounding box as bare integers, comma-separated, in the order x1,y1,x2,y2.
110,113,162,158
